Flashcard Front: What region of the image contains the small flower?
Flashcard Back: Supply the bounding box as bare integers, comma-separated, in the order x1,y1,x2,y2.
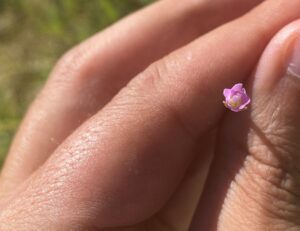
223,83,250,112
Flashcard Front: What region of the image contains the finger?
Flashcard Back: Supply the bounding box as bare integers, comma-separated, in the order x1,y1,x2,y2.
191,20,300,231
2,0,300,230
151,133,215,231
0,0,263,192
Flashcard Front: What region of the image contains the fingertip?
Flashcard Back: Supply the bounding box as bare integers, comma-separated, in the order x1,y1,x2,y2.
253,19,300,91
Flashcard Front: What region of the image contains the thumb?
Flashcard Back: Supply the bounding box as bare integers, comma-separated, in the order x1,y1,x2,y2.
192,20,300,230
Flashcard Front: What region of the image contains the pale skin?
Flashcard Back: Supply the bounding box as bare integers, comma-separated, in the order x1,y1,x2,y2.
1,0,300,230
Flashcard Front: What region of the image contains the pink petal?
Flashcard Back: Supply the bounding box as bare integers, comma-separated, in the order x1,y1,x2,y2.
231,83,243,92
239,98,251,110
230,107,241,112
223,89,231,98
241,94,250,104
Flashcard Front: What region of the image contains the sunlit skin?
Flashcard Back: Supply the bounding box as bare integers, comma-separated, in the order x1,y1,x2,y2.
1,0,300,230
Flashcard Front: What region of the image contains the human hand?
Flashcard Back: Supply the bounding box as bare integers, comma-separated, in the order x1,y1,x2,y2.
1,0,300,230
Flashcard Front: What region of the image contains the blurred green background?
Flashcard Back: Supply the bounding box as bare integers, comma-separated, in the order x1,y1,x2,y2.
0,0,153,168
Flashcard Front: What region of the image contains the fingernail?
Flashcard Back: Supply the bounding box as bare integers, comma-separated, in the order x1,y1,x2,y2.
288,37,300,77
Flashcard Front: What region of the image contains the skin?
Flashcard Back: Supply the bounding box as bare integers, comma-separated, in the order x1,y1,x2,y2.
1,0,300,230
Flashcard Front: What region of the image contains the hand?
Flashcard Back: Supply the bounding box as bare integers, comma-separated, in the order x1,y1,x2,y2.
1,0,300,230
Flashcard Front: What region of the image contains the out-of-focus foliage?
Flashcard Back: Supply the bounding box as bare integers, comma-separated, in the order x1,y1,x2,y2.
0,0,153,167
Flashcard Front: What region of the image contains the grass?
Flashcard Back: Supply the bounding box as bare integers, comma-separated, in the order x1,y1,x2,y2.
0,0,153,168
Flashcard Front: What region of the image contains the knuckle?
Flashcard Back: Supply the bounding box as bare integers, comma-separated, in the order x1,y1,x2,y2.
51,44,87,82
243,154,300,226
127,59,169,96
122,59,198,139
241,131,300,224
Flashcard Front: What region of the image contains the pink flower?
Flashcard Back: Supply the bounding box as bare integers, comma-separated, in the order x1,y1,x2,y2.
223,83,250,112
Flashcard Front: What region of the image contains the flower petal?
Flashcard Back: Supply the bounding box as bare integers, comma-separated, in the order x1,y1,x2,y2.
223,89,232,98
241,92,250,104
231,83,243,92
230,107,241,112
239,98,251,110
